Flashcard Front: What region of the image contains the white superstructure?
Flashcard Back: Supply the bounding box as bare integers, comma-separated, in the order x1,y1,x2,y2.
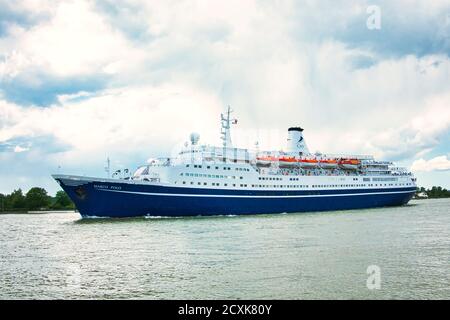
129,107,416,192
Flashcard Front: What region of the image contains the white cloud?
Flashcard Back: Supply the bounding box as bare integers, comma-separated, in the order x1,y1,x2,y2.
1,0,450,192
0,0,144,78
411,155,450,172
0,83,223,166
13,145,29,153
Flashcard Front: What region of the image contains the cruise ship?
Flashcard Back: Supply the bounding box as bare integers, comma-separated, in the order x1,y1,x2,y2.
53,107,417,218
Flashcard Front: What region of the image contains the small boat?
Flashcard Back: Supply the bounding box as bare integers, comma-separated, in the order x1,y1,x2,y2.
279,157,298,167
256,156,278,166
339,159,360,170
319,159,338,169
299,159,319,168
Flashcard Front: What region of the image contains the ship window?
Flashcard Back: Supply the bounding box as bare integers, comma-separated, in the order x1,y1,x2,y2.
194,165,197,168
186,165,189,167
224,183,227,186
240,177,243,179
215,166,219,169
190,182,194,185
204,182,207,185
207,166,210,169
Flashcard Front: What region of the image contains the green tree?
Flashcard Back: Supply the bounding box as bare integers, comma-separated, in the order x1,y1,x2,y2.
25,187,50,210
8,189,26,209
0,193,5,211
52,190,74,209
424,186,450,198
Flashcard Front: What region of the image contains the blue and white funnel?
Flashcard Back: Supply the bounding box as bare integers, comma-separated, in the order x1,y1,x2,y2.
287,127,309,155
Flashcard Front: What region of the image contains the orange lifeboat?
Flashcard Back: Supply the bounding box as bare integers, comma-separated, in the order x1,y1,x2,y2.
279,157,298,167
338,159,360,170
319,159,338,169
298,158,318,168
256,156,278,166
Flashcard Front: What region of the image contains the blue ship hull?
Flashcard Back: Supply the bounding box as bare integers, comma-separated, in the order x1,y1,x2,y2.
53,175,416,218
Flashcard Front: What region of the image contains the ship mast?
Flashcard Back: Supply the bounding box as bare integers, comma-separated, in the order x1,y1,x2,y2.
221,106,234,162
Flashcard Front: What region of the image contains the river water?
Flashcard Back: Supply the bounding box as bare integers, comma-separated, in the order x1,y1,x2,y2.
1,199,449,299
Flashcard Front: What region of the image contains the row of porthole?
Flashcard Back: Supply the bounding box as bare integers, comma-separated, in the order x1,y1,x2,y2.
180,181,249,187
175,181,413,188
181,173,244,180
187,164,250,172
259,177,283,181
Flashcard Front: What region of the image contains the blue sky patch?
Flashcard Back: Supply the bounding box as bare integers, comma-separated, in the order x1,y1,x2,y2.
0,73,108,107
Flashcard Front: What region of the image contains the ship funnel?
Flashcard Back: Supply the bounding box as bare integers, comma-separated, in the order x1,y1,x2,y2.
287,127,309,155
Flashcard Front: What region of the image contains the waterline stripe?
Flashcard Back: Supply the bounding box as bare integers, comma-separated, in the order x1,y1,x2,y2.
100,189,415,198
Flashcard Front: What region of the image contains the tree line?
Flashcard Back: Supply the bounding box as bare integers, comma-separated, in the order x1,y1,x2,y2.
0,188,75,212
415,186,450,198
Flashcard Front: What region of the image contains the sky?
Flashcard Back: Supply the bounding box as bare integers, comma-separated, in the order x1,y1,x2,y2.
0,0,450,195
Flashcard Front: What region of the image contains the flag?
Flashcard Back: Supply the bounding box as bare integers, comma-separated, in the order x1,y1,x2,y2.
232,119,238,124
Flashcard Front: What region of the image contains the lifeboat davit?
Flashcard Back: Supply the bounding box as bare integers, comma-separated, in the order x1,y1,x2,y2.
339,159,360,170
319,159,338,169
299,159,318,168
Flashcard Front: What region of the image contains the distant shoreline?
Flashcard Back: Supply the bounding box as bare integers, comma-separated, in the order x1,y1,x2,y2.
0,210,77,215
